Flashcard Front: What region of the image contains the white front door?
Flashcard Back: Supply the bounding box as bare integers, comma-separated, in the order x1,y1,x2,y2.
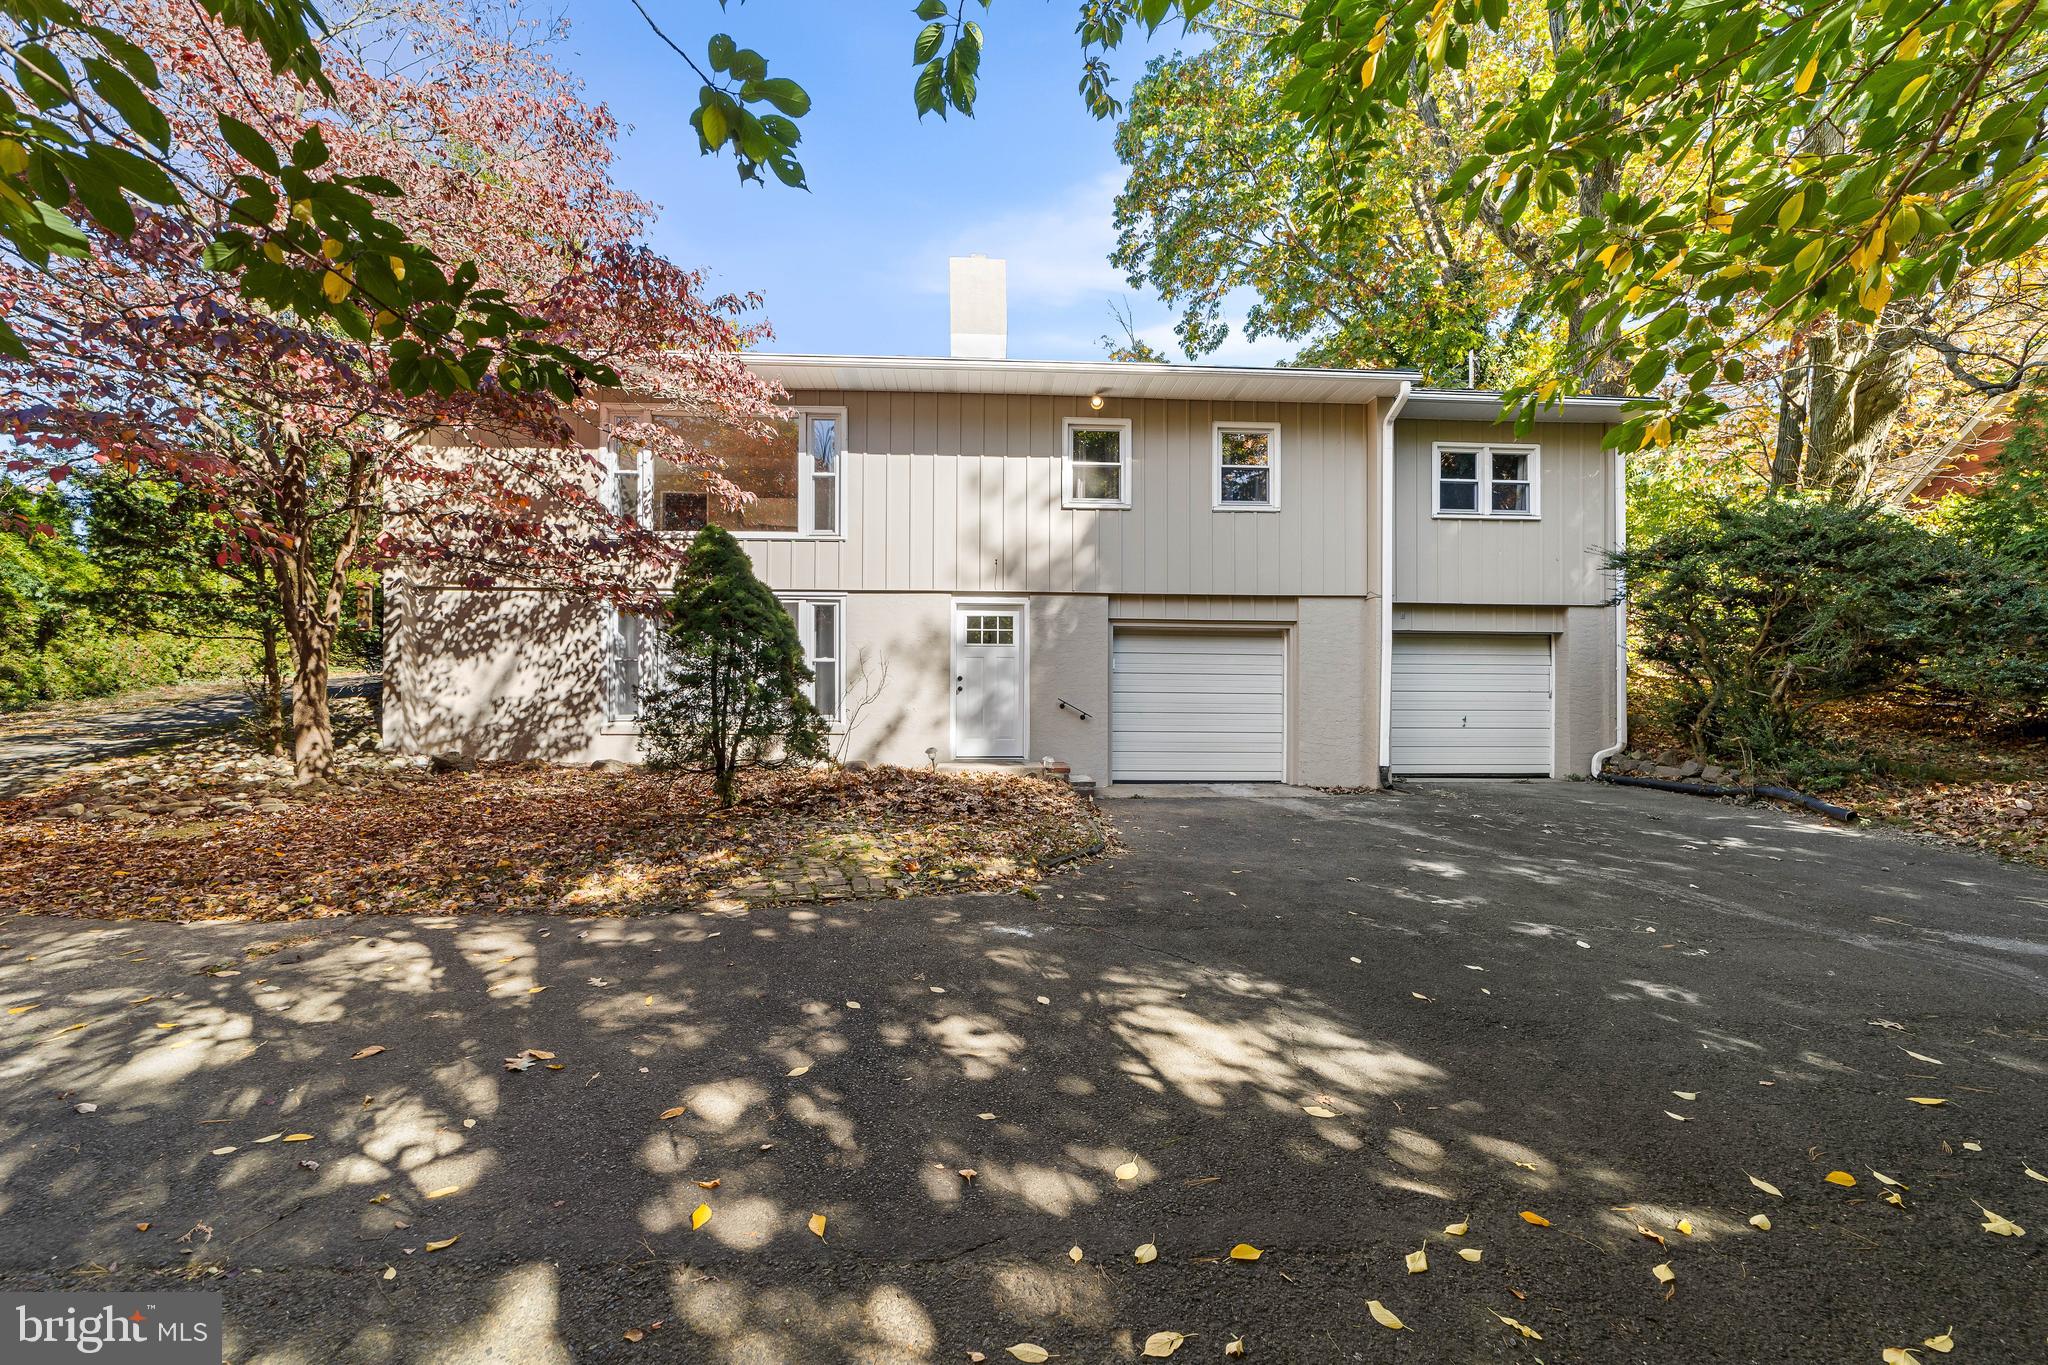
953,606,1024,758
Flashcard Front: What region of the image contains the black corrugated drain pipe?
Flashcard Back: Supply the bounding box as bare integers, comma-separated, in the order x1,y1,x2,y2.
1597,772,1857,823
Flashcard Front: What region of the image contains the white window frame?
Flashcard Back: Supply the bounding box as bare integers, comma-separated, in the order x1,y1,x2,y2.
1431,441,1541,519
602,604,650,726
1212,421,1282,511
598,403,846,539
779,595,845,724
1061,417,1133,510
605,413,653,526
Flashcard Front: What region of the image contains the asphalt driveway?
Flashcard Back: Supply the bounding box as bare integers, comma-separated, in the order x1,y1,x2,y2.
1,780,2043,1363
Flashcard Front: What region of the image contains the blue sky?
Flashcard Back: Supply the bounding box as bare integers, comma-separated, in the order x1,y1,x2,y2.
558,1,1290,364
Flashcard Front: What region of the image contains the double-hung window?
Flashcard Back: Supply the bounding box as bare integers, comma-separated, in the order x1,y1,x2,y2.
1062,418,1132,508
1434,443,1540,518
606,607,646,722
1213,422,1280,510
780,597,842,722
606,422,651,526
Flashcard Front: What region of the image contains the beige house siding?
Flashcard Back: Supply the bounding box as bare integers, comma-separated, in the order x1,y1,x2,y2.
1393,418,1614,605
733,392,1376,597
1109,595,1299,622
1391,604,1565,633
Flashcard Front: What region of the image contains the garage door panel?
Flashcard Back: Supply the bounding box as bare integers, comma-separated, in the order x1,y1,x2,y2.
1112,630,1286,782
1391,633,1553,776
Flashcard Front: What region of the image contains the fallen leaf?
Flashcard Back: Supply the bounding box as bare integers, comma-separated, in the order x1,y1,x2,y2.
1115,1161,1140,1181
281,1132,313,1143
6,1004,38,1015
1402,1245,1429,1274
1068,1245,1083,1263
1922,1328,1955,1353
1672,1091,1698,1100
1962,1141,1982,1152
424,1236,458,1252
1365,1300,1404,1331
1229,1243,1262,1261
369,1193,391,1205
1443,1219,1468,1236
1675,1219,1694,1236
660,1106,686,1121
978,1112,997,1121
1747,1173,1783,1198
1665,1111,1688,1122
1141,1331,1185,1357
691,1203,711,1230
623,1329,644,1342
1134,1242,1157,1264
1520,1210,1550,1227
1749,1214,1772,1231
1885,1190,1906,1207
351,1046,386,1060
1301,1106,1338,1119
845,1001,860,1009
787,1064,810,1077
1883,1350,1921,1365
958,1168,977,1181
1490,1310,1543,1341
1224,1339,1245,1358
1906,1097,1948,1106
1903,1049,1943,1065
1977,1205,2025,1237
527,986,547,995
1636,1224,1666,1247
2026,1165,2048,1184
254,1133,282,1144
970,1354,987,1364
1652,1262,1675,1284
1871,1169,1909,1189
1005,1347,1049,1363
424,1186,460,1200
808,1213,827,1239
135,1222,150,1232
382,1266,396,1281
695,1179,720,1190
1824,1170,1857,1187
1457,1248,1483,1262
209,1146,236,1155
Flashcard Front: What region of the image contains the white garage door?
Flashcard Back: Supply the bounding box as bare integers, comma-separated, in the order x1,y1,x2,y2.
1112,631,1286,782
1391,633,1553,776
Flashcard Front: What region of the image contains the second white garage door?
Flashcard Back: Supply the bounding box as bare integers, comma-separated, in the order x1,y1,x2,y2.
1390,633,1553,776
1111,630,1286,782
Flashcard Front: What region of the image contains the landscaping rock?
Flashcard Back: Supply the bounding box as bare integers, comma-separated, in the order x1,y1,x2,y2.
1677,759,1705,779
429,753,477,774
589,759,632,774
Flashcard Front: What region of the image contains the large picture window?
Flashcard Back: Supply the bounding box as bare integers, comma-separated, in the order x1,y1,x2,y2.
1062,418,1132,509
610,407,846,537
1433,443,1540,518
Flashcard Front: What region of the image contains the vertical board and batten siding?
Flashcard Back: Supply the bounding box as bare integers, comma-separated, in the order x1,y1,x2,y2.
1392,419,1614,606
740,391,1374,598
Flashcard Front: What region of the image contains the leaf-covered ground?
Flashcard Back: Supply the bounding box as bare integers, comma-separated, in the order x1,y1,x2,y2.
0,742,1108,921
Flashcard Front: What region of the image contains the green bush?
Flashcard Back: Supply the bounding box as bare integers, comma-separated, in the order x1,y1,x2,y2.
639,525,829,806
1616,497,2048,775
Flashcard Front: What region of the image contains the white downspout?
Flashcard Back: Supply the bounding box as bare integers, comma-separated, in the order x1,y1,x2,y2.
1376,380,1413,787
1589,446,1629,775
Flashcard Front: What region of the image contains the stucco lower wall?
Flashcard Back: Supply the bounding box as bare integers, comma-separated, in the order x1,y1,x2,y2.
1295,596,1375,787
1554,603,1620,777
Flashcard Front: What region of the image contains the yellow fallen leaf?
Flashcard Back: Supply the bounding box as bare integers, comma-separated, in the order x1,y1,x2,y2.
623,1327,644,1342
1675,1219,1694,1236
1903,1049,1943,1065
1824,1171,1857,1187
2026,1165,2048,1184
1962,1141,1982,1152
424,1186,460,1200
1141,1331,1186,1357
1224,1339,1245,1358
1491,1310,1543,1340
369,1193,391,1205
1134,1242,1157,1263
135,1222,150,1232
1907,1097,1947,1106
1747,1173,1782,1198
1302,1105,1338,1119
527,986,547,994
660,1106,686,1120
211,1147,236,1156
1404,1247,1427,1274
695,1179,720,1190
351,1045,385,1060
1115,1161,1140,1181
1885,1190,1906,1207
382,1266,396,1280
7,1004,39,1015
1749,1214,1772,1231
1871,1169,1908,1189
1977,1205,2025,1237
1672,1090,1698,1100
978,1112,997,1120
254,1133,282,1144
808,1212,827,1238
1006,1347,1050,1363
1068,1245,1083,1263
1884,1350,1920,1365
1443,1219,1468,1236
787,1065,810,1077
1229,1243,1261,1261
424,1236,458,1252
958,1168,977,1181
1652,1262,1675,1284
1520,1210,1550,1226
1457,1247,1483,1262
278,1133,312,1142
1922,1328,1954,1353
1365,1300,1404,1331
1665,1111,1688,1122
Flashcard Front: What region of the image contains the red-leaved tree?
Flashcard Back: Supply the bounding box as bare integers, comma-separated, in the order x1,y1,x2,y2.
0,0,784,781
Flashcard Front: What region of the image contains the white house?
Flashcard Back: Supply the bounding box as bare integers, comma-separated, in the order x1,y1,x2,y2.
383,258,1629,788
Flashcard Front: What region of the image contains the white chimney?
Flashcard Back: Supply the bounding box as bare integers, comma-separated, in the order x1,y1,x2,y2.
949,255,1007,359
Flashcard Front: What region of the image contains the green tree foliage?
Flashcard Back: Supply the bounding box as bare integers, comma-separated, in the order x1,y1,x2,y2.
1108,2,1553,381
1946,390,2048,574
639,525,828,807
1617,499,2048,774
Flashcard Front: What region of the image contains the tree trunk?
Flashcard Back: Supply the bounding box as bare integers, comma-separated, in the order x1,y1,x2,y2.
258,618,285,755
285,613,338,784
